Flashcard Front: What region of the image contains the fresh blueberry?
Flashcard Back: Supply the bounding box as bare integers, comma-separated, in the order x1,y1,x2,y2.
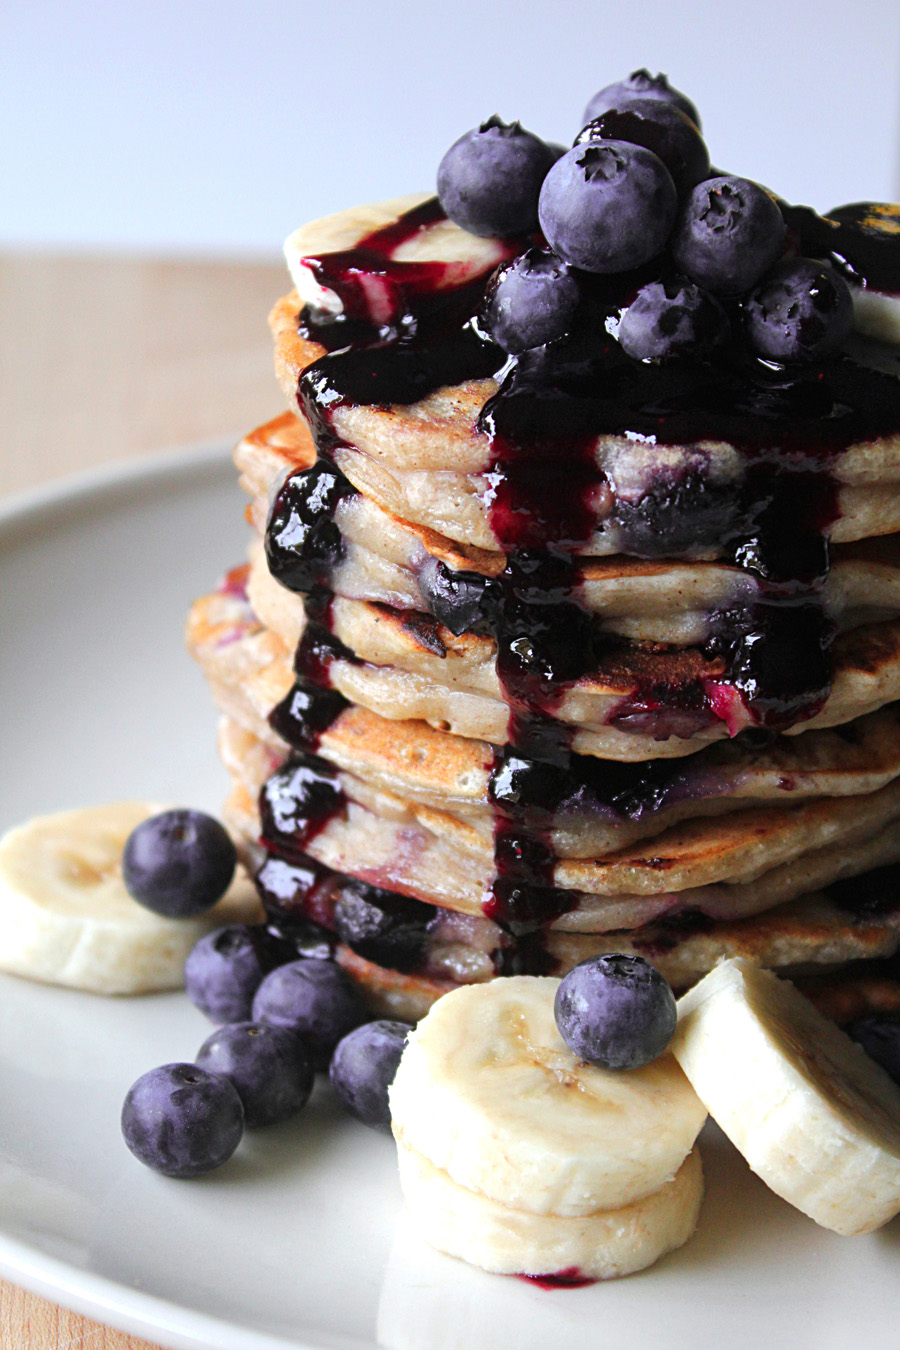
196,1022,314,1127
418,557,493,636
121,1063,243,1177
184,923,295,1024
437,116,557,237
538,142,677,273
252,958,365,1070
333,879,436,973
576,99,709,199
554,954,677,1069
122,810,236,918
264,463,352,595
616,277,729,361
329,1020,413,1130
846,1014,900,1085
672,176,786,296
744,258,853,361
582,70,701,132
482,248,582,354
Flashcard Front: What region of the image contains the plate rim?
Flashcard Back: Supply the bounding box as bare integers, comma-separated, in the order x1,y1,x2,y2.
0,443,331,1350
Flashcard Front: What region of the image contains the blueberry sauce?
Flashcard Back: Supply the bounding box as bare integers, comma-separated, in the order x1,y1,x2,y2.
782,201,900,295
258,757,347,859
260,197,900,938
518,1268,595,1289
300,196,520,344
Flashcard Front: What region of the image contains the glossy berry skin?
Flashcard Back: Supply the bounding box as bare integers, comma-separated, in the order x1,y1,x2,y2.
554,954,677,1070
184,923,295,1024
418,557,492,636
744,258,853,361
582,70,701,132
616,277,729,361
576,99,709,199
196,1022,314,1127
539,142,677,273
333,880,436,974
121,1063,243,1177
483,248,581,353
437,116,557,237
122,810,236,918
264,463,352,595
846,1015,900,1086
672,176,786,296
251,958,365,1071
329,1020,413,1130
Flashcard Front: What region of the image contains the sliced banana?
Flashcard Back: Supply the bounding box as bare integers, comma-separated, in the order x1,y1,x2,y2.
389,976,707,1216
396,1142,703,1281
284,194,512,318
672,958,900,1235
0,803,262,995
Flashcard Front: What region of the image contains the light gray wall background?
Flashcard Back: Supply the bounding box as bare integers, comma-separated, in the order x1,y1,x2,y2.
3,0,899,258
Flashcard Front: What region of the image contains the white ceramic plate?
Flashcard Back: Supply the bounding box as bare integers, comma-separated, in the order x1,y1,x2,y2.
1,448,899,1350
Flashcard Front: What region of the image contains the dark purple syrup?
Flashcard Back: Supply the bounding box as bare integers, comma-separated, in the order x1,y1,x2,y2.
518,1268,595,1289
782,201,900,295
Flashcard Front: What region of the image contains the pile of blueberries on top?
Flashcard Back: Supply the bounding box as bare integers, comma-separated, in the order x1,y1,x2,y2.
438,69,853,363
120,809,412,1179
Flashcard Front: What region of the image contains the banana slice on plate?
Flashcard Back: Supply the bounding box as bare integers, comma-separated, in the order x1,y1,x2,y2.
672,957,900,1235
396,1141,703,1282
0,802,262,995
389,976,707,1216
284,194,513,319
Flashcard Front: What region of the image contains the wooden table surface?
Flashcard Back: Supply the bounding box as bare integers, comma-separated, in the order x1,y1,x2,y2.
0,250,287,1348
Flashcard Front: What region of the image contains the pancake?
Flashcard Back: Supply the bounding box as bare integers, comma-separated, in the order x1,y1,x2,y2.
189,582,900,856
237,565,900,756
270,288,900,556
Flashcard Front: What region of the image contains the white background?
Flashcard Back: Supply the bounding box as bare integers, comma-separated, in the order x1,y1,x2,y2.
2,0,899,258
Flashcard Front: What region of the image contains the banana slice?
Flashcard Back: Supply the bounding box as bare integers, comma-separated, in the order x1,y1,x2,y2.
388,976,707,1216
284,194,512,318
396,1142,703,1281
0,803,262,995
672,958,900,1235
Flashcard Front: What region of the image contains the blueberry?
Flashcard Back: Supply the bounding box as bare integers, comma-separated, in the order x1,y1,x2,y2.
254,853,329,929
418,557,492,636
121,1063,243,1177
196,1022,314,1127
616,278,729,361
333,879,436,973
576,99,709,199
554,954,677,1069
582,70,701,132
538,142,677,273
437,116,557,237
122,810,236,918
482,248,582,354
252,958,365,1070
184,923,295,1024
264,463,353,595
846,1014,900,1086
744,258,853,361
329,1020,412,1130
672,176,786,296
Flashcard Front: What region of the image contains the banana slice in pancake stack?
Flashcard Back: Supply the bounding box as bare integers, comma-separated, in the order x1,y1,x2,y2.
188,114,900,1023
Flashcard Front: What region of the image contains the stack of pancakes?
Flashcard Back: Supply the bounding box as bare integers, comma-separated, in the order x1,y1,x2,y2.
188,196,900,1023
